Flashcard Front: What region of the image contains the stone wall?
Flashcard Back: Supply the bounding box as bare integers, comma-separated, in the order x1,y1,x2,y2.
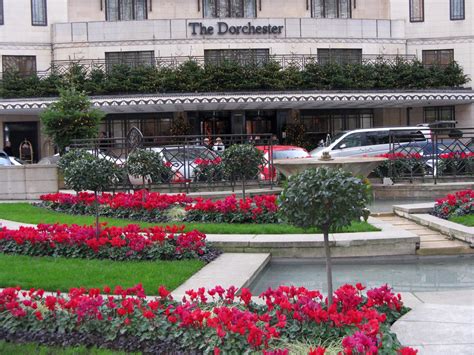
0,166,58,200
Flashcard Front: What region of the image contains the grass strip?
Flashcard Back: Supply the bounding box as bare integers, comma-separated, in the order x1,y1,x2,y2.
0,203,378,234
0,340,134,355
0,254,203,294
449,214,474,227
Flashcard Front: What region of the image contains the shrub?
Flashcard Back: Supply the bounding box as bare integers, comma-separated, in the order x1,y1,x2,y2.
438,152,474,176
39,87,105,154
222,144,265,198
126,149,172,189
280,168,371,304
432,189,474,219
0,283,412,354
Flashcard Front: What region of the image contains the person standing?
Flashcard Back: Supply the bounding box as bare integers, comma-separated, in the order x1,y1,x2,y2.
213,137,225,153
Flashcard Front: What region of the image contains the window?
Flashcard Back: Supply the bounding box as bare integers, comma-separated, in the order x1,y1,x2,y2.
317,49,362,65
0,0,4,25
409,0,424,22
105,51,154,70
106,0,147,21
203,0,256,18
204,49,269,66
312,0,351,19
422,49,454,67
424,106,455,124
450,0,465,20
31,0,47,26
2,56,37,77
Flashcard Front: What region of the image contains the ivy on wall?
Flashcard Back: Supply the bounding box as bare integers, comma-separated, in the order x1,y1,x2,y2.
0,58,468,99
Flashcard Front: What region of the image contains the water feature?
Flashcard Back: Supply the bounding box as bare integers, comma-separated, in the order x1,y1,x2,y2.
250,255,474,293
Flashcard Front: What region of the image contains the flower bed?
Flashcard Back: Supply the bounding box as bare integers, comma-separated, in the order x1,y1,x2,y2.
438,152,474,176
39,191,279,224
0,283,416,354
0,224,218,262
432,189,474,219
373,153,425,180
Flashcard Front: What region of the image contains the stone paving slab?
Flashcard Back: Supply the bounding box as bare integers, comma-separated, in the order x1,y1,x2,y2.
172,253,270,299
0,219,35,229
392,303,474,354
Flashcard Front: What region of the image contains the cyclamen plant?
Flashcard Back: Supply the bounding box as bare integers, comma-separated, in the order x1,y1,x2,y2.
0,283,415,354
432,189,474,219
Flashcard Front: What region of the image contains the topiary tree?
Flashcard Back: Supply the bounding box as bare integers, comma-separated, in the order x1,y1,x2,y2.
40,87,105,154
279,167,371,305
126,149,171,198
222,144,265,199
60,150,120,236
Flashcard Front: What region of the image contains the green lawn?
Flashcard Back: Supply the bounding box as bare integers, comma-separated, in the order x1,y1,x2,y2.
0,341,134,355
0,203,378,234
449,214,474,227
0,254,203,294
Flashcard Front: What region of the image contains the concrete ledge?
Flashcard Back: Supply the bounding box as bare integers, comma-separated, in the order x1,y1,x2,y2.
207,217,419,258
394,211,474,247
172,253,270,299
393,202,435,214
373,181,474,199
0,166,59,200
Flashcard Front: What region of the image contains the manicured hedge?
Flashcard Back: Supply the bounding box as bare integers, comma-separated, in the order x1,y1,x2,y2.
0,283,416,354
0,58,467,98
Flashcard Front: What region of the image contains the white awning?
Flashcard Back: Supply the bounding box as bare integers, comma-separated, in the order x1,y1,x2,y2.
1,90,473,115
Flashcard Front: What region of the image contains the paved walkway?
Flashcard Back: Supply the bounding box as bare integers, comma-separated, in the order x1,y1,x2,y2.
376,214,474,255
393,290,474,354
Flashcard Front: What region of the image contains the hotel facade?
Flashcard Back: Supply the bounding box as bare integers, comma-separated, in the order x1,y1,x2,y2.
0,0,473,160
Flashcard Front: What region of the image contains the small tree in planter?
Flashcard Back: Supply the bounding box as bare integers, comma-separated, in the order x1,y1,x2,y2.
279,167,371,305
40,87,105,154
126,149,172,199
222,144,265,199
60,150,120,237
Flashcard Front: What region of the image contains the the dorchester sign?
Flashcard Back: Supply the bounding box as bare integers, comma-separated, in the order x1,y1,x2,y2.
188,21,284,36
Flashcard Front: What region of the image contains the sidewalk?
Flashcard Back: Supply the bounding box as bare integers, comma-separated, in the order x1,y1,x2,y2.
393,290,474,354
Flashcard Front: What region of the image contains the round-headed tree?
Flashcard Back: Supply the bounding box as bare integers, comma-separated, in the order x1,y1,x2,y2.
60,150,120,236
40,87,105,154
279,167,371,305
222,144,265,199
126,148,171,198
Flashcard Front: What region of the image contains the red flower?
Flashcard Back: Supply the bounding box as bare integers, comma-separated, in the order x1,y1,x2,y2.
399,347,418,355
158,285,171,299
308,347,326,355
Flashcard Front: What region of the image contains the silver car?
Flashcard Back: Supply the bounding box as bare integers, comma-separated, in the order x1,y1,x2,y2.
0,150,12,166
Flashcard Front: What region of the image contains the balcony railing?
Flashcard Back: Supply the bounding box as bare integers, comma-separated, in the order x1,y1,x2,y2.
27,53,417,79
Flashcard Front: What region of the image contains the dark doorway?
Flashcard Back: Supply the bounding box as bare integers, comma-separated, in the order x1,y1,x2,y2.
199,111,231,136
3,122,39,162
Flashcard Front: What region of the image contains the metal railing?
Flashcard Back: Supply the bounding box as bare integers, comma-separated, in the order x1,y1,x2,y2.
1,54,418,80
377,128,474,183
71,133,275,193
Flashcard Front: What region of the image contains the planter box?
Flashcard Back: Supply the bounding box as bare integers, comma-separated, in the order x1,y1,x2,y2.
0,165,59,200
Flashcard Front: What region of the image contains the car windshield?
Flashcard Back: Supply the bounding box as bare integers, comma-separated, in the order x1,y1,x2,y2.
273,150,308,159
162,147,217,162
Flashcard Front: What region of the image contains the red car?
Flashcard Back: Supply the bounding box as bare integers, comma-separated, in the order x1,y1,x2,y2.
256,145,311,181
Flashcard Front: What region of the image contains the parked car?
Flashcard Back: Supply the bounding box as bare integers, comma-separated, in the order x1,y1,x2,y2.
256,145,311,181
310,127,430,159
0,150,12,166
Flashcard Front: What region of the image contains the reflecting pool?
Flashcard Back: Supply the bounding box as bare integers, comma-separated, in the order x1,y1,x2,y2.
250,255,474,294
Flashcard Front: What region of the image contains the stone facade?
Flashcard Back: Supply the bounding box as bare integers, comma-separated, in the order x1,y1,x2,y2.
0,0,473,158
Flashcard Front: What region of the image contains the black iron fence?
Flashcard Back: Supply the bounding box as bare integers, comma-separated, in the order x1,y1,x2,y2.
71,132,276,193
376,128,474,183
8,54,417,80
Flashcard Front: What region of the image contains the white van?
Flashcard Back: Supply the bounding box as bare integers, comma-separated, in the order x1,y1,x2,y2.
310,127,429,158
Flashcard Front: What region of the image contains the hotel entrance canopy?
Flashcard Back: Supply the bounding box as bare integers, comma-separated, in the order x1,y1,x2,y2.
1,90,473,115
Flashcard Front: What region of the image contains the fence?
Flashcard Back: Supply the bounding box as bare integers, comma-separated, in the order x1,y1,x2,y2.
5,54,417,80
71,131,275,193
380,128,474,183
